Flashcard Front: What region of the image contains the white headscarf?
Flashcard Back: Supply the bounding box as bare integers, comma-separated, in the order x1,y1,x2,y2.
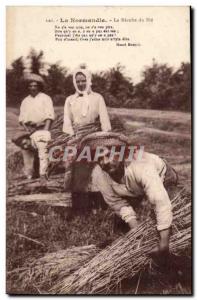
73,65,92,95
72,65,92,116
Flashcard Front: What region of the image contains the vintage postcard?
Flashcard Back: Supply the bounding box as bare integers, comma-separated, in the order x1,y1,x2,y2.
6,6,192,295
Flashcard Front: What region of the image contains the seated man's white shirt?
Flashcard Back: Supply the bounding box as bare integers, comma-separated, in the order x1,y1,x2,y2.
63,92,111,135
19,92,55,124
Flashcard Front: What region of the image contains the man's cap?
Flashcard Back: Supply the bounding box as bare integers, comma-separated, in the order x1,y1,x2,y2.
24,73,44,84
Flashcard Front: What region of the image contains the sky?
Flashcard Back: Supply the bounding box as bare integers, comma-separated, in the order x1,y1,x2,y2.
6,6,190,83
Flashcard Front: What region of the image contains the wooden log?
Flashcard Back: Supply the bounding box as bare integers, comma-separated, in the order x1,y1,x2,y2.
7,192,72,207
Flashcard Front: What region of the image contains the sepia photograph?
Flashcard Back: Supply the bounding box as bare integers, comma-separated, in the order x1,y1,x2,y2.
6,6,192,295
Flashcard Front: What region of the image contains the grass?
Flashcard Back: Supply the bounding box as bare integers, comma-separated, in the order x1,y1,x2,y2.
6,106,191,294
7,189,191,295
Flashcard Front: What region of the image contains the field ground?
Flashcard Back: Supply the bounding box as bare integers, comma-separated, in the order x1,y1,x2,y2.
6,106,192,294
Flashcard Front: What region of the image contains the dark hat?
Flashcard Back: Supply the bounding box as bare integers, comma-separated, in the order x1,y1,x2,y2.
12,133,30,148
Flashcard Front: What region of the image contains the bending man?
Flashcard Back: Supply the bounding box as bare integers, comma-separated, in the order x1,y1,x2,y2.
80,132,178,254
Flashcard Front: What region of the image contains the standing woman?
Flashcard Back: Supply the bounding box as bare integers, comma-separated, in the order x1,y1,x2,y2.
63,65,111,135
63,65,111,209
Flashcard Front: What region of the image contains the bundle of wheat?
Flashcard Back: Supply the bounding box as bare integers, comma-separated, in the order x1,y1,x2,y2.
49,121,101,149
7,245,99,294
7,150,24,175
7,174,65,196
50,114,124,137
50,189,191,295
49,114,125,149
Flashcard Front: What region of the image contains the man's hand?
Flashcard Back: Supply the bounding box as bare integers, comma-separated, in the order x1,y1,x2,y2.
127,218,138,229
150,227,171,257
159,227,170,252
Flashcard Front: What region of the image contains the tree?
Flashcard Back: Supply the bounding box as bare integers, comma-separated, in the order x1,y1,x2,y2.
45,63,75,105
6,51,191,111
170,62,191,111
25,48,45,75
6,57,26,106
106,64,134,107
6,49,47,106
134,59,191,111
134,59,174,109
92,64,134,107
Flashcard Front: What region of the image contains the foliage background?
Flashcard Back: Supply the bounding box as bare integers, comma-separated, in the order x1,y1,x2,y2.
6,49,191,111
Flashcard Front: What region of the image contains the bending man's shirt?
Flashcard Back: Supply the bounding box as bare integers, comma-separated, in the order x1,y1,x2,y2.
124,152,173,231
